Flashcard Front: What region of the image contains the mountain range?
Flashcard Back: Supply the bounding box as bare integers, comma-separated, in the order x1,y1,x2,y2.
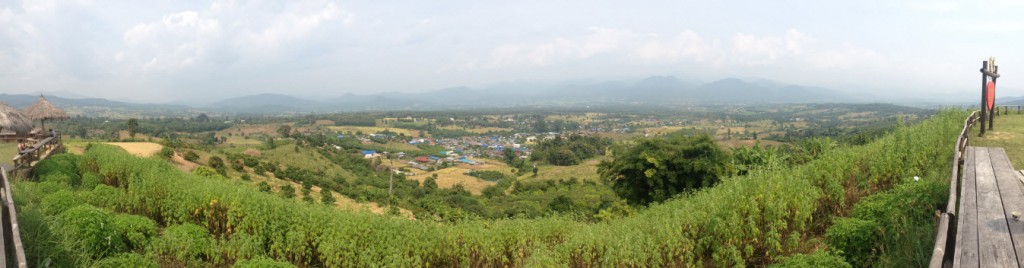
2,76,859,115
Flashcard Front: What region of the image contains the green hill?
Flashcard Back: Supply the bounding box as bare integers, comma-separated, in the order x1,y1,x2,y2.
12,110,967,267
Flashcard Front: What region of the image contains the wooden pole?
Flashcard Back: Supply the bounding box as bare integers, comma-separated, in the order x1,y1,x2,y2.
980,61,987,136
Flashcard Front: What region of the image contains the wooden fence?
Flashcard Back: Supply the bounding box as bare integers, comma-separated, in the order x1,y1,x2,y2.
929,111,978,267
0,167,27,268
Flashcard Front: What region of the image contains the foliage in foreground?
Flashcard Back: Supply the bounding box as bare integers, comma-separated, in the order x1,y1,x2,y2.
15,110,965,266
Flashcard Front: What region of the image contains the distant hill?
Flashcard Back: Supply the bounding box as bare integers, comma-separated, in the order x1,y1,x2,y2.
0,94,190,116
1,76,863,115
207,93,326,113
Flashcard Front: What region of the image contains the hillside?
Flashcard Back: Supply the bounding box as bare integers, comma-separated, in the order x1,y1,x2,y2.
13,110,967,266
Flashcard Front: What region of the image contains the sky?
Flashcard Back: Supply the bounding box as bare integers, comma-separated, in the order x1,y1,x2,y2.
0,0,1022,103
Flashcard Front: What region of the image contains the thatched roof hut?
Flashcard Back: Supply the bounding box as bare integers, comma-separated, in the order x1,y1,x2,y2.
0,101,33,135
22,95,68,130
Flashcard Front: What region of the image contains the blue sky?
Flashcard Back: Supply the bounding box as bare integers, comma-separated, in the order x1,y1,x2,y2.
0,0,1020,103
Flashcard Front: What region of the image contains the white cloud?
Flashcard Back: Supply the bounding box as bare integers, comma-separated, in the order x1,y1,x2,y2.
452,28,891,73
243,1,351,52
120,11,222,73
117,1,352,73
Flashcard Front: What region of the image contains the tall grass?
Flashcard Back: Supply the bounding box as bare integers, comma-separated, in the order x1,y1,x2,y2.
13,110,967,267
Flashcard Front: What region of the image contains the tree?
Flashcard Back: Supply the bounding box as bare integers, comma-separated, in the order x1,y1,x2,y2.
502,148,517,165
126,118,139,138
533,115,547,133
277,125,293,138
424,175,438,191
195,113,210,123
599,133,727,205
208,156,225,169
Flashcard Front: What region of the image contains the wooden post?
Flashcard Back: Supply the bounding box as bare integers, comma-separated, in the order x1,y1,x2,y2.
981,61,988,136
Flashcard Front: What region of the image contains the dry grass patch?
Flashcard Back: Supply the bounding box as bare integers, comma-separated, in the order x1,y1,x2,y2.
408,166,497,195
106,142,163,157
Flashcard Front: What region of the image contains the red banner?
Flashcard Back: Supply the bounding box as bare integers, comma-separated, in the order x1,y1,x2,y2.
987,81,996,111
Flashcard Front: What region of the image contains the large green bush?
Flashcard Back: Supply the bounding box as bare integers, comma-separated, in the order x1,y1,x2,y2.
40,190,83,215
113,214,158,251
54,205,127,259
826,218,879,266
152,223,214,266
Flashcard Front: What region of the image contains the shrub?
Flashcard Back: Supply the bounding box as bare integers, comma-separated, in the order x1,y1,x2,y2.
83,184,125,211
54,205,127,259
184,151,200,162
257,182,271,192
80,172,101,190
33,153,81,181
232,160,245,172
280,184,296,198
193,166,221,178
232,256,296,268
159,147,174,159
93,253,159,268
113,214,158,251
770,252,851,268
321,189,336,205
152,223,213,266
241,173,251,181
40,172,79,187
40,190,84,215
825,218,880,266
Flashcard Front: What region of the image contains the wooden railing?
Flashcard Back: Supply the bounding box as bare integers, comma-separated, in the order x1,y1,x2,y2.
995,105,1022,116
929,111,978,268
0,167,27,268
11,133,62,172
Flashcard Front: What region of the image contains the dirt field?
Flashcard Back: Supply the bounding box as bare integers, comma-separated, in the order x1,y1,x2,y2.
407,163,502,195
106,142,163,157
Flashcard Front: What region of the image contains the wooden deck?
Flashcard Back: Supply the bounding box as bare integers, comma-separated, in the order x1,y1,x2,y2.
953,147,1024,267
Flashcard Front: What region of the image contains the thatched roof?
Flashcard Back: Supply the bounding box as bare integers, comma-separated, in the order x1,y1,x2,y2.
23,95,68,121
0,101,33,135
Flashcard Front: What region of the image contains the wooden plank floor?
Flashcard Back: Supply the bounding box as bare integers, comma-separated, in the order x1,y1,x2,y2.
954,147,1024,268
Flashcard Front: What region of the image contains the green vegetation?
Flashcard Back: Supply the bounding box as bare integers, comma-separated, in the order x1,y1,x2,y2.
972,113,1024,167
14,109,965,266
531,134,611,166
600,133,727,205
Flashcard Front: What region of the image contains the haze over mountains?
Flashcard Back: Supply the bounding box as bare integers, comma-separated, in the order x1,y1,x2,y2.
0,76,935,115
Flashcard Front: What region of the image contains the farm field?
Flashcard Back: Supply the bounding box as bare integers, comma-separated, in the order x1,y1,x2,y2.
327,126,419,137
519,157,604,183
407,166,496,195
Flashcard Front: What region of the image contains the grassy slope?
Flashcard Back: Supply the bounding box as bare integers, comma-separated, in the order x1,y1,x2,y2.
14,110,966,267
0,142,16,166
972,113,1024,167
